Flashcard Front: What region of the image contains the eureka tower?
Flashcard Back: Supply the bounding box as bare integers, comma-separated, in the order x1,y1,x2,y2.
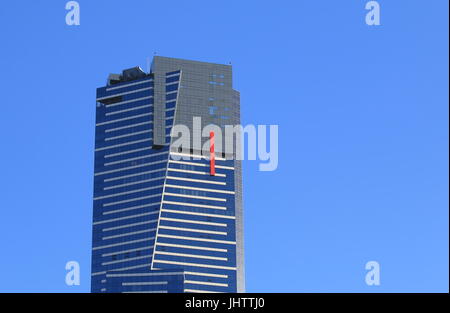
91,56,244,293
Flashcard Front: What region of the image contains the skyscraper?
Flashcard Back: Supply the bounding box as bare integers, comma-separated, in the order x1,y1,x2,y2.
91,56,244,293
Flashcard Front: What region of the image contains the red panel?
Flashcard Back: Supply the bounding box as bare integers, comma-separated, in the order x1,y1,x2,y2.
210,131,215,176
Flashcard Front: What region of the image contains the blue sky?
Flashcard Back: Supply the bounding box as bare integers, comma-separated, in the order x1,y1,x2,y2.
0,0,447,292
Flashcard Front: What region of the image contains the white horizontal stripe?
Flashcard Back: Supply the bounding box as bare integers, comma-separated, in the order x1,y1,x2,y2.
108,263,152,272
103,193,162,207
95,185,162,201
105,129,152,141
102,246,153,257
169,160,234,170
166,176,226,186
102,219,158,232
106,104,152,116
163,192,226,202
165,184,234,195
122,281,167,286
104,176,165,190
94,211,159,225
157,234,236,245
155,259,236,270
170,152,225,161
216,165,234,170
166,72,180,78
103,202,160,215
107,272,183,277
156,242,227,252
161,208,235,220
184,271,228,278
95,160,166,176
106,96,153,109
159,225,227,236
155,251,227,261
91,271,106,276
160,217,227,227
97,86,153,101
102,228,156,240
185,280,228,287
96,112,152,126
104,151,167,166
95,138,152,152
184,289,223,293
92,237,155,250
163,200,226,210
123,291,167,293
166,90,178,96
167,167,226,177
104,168,166,182
106,80,153,91
104,146,154,158
102,254,151,266
105,120,151,133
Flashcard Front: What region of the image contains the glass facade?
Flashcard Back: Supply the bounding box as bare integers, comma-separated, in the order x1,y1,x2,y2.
91,57,244,293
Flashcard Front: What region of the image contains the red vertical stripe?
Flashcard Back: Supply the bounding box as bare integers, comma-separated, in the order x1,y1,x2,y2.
210,131,215,176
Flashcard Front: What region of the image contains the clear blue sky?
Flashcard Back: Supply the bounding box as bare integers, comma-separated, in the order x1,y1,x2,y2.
0,0,447,292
